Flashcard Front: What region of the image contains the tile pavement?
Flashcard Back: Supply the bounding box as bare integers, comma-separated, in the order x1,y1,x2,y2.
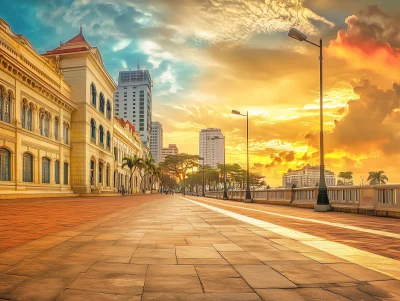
0,194,399,300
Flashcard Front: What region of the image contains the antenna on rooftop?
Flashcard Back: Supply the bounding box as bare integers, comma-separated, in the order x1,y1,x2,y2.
137,61,140,70
79,19,82,34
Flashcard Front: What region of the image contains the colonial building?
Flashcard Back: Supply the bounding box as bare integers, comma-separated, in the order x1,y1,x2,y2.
0,19,146,197
113,117,143,193
0,18,76,196
282,164,336,188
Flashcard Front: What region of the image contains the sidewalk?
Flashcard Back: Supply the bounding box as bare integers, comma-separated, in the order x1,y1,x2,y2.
0,194,399,300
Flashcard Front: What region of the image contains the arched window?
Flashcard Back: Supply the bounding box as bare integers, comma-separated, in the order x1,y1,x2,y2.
55,160,60,184
106,131,111,150
39,110,50,137
0,148,11,181
114,146,118,161
106,165,109,186
106,100,111,120
98,162,103,183
99,125,104,146
23,153,33,182
99,93,105,114
90,119,96,142
0,89,3,122
90,160,95,185
27,104,33,131
91,83,97,107
0,90,12,124
21,100,27,129
42,157,50,184
64,162,69,185
54,117,59,140
64,122,70,144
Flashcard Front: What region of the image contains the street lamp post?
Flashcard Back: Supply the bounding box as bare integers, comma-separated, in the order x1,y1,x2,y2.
288,28,331,211
211,136,228,200
232,110,252,203
199,157,205,197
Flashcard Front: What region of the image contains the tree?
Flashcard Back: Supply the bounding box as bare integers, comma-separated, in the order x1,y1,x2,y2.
368,171,389,185
338,171,353,185
159,154,199,183
144,155,157,191
122,155,143,193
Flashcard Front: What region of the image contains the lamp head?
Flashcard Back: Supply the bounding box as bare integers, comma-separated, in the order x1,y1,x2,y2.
288,28,307,42
232,109,241,115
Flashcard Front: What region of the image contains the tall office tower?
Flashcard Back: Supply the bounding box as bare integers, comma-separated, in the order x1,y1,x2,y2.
199,128,224,168
150,121,163,164
161,144,179,162
115,69,152,147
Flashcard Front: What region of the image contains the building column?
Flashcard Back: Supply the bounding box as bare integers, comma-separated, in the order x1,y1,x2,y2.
32,106,40,134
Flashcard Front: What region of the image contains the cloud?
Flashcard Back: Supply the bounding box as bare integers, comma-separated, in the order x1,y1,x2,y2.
112,39,132,52
327,5,400,75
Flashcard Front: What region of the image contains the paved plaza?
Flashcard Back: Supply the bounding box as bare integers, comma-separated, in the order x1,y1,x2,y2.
0,194,399,300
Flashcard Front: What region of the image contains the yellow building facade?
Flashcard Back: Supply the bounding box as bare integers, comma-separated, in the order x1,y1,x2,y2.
0,19,144,197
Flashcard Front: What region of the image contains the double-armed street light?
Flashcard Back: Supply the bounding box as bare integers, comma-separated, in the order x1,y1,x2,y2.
288,28,331,212
232,110,252,203
211,135,228,200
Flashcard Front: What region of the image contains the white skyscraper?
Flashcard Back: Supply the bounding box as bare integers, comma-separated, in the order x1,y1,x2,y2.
115,69,152,147
199,128,224,168
161,144,179,162
150,121,163,164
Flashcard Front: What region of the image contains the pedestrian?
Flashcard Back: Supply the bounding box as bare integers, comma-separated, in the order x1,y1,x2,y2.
121,185,125,196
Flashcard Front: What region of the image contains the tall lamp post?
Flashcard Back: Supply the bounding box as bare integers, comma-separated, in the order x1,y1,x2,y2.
232,110,252,203
288,28,331,212
199,157,205,197
211,135,228,200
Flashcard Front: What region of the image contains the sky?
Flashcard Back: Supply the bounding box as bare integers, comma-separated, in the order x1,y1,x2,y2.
2,0,400,186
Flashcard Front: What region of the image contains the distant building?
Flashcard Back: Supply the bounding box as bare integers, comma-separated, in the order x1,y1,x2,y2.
199,128,224,168
115,69,152,147
150,121,163,164
282,164,335,188
161,144,179,161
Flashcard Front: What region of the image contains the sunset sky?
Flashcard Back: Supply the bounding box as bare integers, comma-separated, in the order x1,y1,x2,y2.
3,0,400,186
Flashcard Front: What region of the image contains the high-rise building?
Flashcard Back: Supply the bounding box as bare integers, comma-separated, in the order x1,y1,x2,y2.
161,144,179,162
282,164,336,188
199,128,224,168
150,121,163,164
115,69,152,147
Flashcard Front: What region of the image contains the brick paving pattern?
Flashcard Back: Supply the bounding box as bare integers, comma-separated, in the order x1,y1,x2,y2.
0,196,152,251
0,194,399,300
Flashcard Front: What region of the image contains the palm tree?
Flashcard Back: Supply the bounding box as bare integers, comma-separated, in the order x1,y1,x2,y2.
367,171,389,185
122,155,143,193
144,155,156,192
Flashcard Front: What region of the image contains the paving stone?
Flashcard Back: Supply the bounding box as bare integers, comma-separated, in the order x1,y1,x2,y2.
141,292,262,300
130,257,177,265
360,280,400,299
144,275,203,293
201,278,254,293
255,288,351,301
235,265,297,289
177,258,229,265
326,263,393,281
56,289,139,301
68,273,145,295
132,248,176,258
97,255,132,263
175,246,221,259
213,244,244,251
5,277,72,301
147,265,197,277
0,274,29,297
195,265,241,279
249,250,311,262
84,262,147,276
220,251,263,265
326,286,381,301
269,262,356,285
301,252,349,264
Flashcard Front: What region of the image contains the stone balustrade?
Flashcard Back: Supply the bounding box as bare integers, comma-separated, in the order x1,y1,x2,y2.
202,185,400,218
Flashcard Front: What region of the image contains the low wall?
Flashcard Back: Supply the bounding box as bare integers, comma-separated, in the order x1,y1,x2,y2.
204,185,400,218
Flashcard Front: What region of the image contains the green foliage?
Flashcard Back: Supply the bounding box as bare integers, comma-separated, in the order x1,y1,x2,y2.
338,171,353,185
367,171,388,185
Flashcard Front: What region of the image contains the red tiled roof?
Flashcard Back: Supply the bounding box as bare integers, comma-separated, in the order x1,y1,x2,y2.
45,46,88,55
64,32,88,44
115,117,136,134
